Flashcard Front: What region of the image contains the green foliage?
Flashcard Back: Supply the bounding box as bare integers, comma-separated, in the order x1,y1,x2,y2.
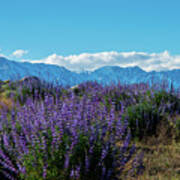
121,90,180,140
175,117,180,138
1,84,11,92
19,133,110,180
153,91,180,113
73,87,82,96
123,101,162,139
20,133,69,180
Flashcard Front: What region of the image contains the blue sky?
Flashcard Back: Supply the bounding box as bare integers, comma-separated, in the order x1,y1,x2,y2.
0,0,180,59
0,0,180,72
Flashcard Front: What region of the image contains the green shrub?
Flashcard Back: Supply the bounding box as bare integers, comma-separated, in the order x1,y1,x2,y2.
175,117,180,139
152,91,180,114
122,102,163,139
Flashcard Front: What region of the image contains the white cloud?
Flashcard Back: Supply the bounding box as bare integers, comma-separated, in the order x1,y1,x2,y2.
0,53,8,58
12,49,28,58
25,51,180,72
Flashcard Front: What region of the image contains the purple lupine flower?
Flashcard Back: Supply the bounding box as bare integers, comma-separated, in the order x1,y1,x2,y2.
0,81,147,179
85,154,90,171
64,153,70,169
2,171,16,180
43,163,48,178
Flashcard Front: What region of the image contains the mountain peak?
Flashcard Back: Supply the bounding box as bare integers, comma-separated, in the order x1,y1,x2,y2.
0,56,8,61
0,57,180,88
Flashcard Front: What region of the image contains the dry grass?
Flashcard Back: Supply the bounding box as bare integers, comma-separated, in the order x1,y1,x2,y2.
118,142,180,180
0,96,13,110
135,142,180,180
129,122,180,180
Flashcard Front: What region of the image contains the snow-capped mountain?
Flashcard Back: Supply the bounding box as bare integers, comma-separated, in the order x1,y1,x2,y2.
0,57,180,88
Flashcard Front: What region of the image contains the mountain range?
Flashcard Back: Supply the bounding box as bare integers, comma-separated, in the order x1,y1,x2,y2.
0,57,180,89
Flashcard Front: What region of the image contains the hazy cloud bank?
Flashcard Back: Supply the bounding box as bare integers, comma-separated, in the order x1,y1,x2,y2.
28,51,180,72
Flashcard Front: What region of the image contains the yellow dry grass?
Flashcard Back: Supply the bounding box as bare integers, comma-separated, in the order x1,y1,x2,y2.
0,96,13,110
136,142,180,180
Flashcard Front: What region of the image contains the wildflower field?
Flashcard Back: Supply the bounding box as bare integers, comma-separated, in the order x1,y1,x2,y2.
0,79,179,179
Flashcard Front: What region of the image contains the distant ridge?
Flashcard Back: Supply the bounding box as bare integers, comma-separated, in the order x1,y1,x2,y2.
0,57,180,88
